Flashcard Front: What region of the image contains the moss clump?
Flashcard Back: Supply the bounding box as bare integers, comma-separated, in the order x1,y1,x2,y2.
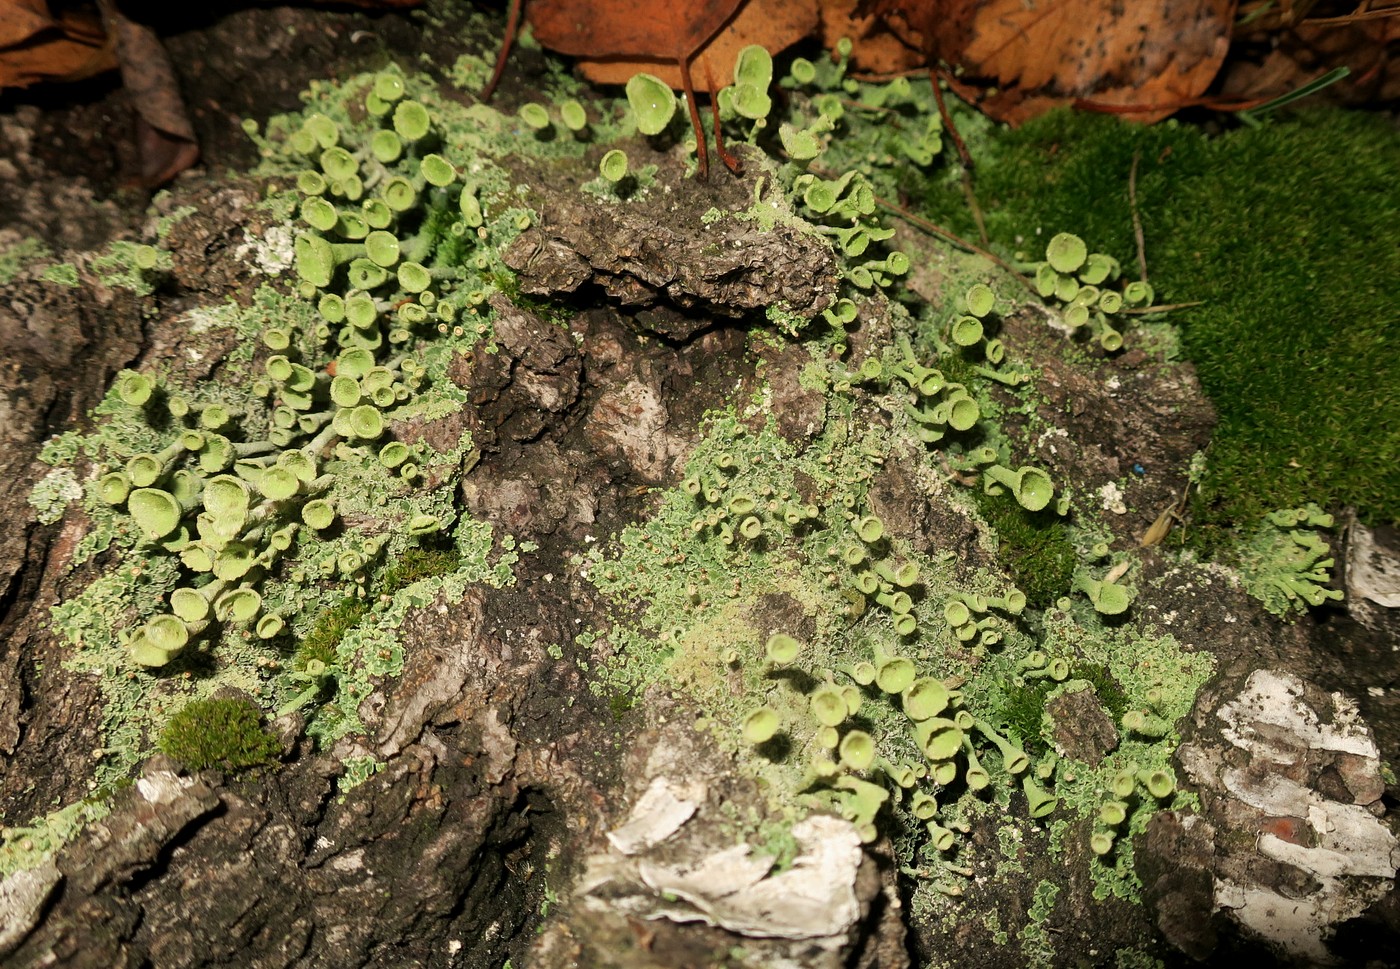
296,595,367,670
376,547,460,594
998,682,1052,754
158,697,281,772
608,692,635,720
973,492,1075,608
916,107,1400,532
295,547,460,671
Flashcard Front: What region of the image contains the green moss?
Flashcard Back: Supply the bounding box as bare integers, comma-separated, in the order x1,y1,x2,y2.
1072,661,1128,721
376,546,461,594
295,548,460,668
608,692,635,720
916,107,1400,531
297,596,367,670
999,682,1052,753
973,491,1076,608
157,696,280,772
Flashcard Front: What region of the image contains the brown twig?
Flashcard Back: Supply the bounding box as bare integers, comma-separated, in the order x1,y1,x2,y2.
679,55,710,181
480,0,523,101
868,193,1032,292
835,97,903,116
930,68,989,249
1301,7,1400,25
1075,93,1272,115
1129,149,1148,284
1119,301,1204,314
930,69,974,172
703,61,742,176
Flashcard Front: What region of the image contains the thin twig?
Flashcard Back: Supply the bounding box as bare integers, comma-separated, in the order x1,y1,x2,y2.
1300,6,1400,26
836,98,903,117
931,69,989,249
872,194,1032,292
480,0,523,102
1129,149,1148,284
1119,301,1204,314
931,69,974,172
961,172,989,251
1074,93,1271,114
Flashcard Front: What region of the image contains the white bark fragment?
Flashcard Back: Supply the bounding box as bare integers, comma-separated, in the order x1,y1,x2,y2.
606,776,700,855
1188,669,1400,964
639,815,863,941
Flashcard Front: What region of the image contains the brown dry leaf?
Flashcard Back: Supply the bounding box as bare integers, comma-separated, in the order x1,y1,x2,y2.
818,0,922,75
0,0,55,46
0,1,115,89
98,0,197,186
1219,15,1400,103
571,0,819,90
528,0,745,62
865,0,1236,123
528,0,754,176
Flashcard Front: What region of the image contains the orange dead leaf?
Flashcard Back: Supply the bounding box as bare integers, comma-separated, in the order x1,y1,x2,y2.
1220,11,1400,104
570,0,819,90
97,0,198,186
818,0,922,75
527,0,746,68
0,1,114,89
0,0,56,45
523,0,751,176
864,0,1236,124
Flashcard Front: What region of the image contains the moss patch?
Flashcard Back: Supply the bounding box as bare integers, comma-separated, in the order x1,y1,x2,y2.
295,548,461,671
158,696,281,772
972,491,1076,608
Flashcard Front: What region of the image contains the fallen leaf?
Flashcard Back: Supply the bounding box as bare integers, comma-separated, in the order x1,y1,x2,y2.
1219,15,1400,104
527,0,746,68
1,1,420,91
98,0,198,186
570,0,819,90
863,0,1236,123
0,1,114,89
818,0,923,76
525,0,751,176
0,0,55,47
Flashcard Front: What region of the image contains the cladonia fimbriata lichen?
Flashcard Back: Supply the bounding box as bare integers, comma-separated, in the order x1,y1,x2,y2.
575,42,1228,958
1235,503,1343,616
10,29,1347,961
12,62,566,867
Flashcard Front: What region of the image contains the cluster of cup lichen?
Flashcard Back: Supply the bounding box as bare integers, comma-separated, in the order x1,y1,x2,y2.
81,68,518,671
580,45,1214,903
1032,231,1153,352
14,39,1221,931
1235,503,1344,616
30,65,547,807
586,397,1204,900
